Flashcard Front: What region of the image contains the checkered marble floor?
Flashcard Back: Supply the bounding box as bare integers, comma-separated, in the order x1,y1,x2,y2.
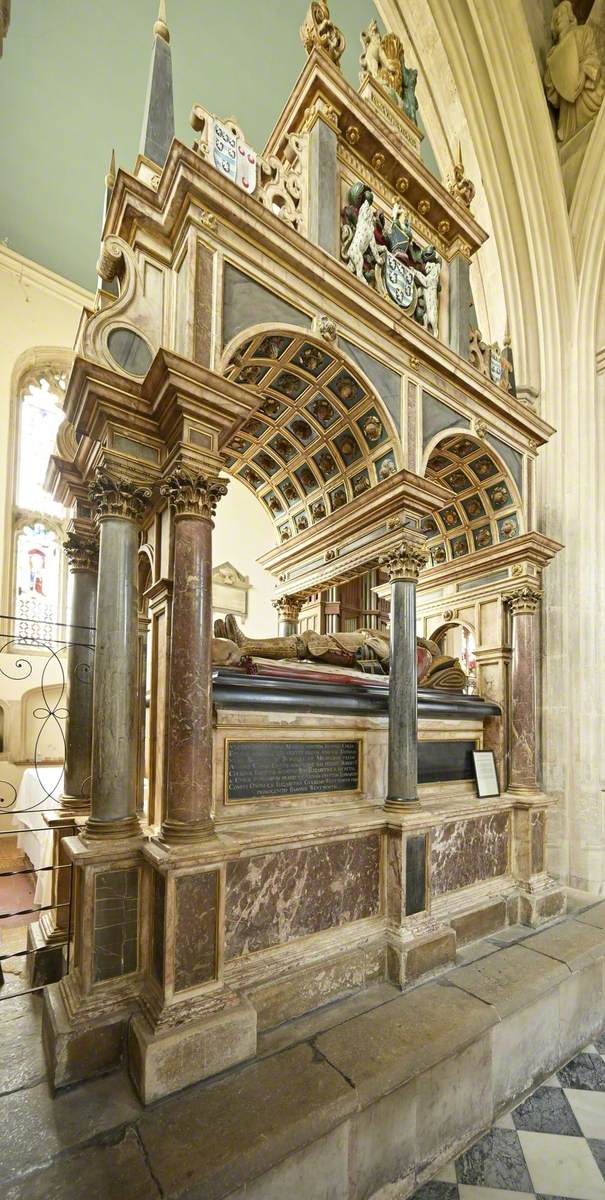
412,1036,605,1200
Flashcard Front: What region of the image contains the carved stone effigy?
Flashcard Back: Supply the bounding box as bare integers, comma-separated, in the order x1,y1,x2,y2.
544,0,605,144
41,0,566,1120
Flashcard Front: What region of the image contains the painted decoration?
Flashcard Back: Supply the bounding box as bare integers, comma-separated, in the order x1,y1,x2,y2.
210,119,257,194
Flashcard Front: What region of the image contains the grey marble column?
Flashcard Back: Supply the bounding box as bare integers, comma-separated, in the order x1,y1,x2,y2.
448,252,472,360
273,594,304,638
380,539,429,810
61,530,98,812
308,115,339,258
505,585,542,794
85,474,151,839
160,468,228,843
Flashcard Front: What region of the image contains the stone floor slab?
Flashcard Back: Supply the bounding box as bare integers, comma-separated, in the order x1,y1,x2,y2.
575,902,605,931
0,1069,142,1185
315,978,498,1107
449,945,570,1018
257,980,399,1059
3,1128,159,1200
0,996,45,1096
519,921,605,972
137,1040,357,1200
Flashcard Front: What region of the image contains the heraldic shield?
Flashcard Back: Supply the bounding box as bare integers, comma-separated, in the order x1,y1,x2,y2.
210,119,257,194
547,33,581,103
384,252,416,311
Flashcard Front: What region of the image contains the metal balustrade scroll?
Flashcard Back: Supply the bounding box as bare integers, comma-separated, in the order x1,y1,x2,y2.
0,613,95,998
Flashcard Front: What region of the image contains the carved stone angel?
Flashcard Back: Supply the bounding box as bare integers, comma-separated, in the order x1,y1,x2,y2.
544,0,605,144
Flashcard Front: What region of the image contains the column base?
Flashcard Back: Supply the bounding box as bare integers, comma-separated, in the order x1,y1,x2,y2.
386,918,456,988
385,797,422,813
518,878,567,928
59,792,91,816
42,976,135,1090
83,813,142,840
25,917,66,988
158,817,217,845
129,990,257,1104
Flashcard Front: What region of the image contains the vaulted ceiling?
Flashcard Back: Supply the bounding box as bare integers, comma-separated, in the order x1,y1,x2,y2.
0,0,440,291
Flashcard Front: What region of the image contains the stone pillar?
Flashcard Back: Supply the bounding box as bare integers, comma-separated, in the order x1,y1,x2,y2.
380,538,429,810
448,251,472,360
62,529,98,809
307,106,339,257
86,474,151,839
272,594,304,638
160,468,228,843
505,584,541,795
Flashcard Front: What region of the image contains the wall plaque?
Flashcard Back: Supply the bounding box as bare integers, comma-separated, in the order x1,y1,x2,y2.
226,739,360,801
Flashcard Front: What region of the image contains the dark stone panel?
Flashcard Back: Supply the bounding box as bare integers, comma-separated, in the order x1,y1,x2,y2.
93,868,139,983
486,432,524,495
532,810,546,874
339,338,402,434
406,834,427,916
431,812,509,897
418,739,476,783
222,265,307,347
225,835,380,959
174,870,218,991
152,871,166,987
422,391,469,448
227,739,359,800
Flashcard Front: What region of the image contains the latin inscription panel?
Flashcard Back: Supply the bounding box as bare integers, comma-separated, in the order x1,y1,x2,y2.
227,739,360,801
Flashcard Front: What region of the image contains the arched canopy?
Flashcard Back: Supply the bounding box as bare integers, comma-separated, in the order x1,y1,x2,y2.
421,432,523,565
221,329,401,543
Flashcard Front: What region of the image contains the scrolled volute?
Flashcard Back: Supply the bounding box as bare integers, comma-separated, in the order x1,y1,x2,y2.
300,1,345,66
380,540,429,583
89,472,151,523
160,468,228,520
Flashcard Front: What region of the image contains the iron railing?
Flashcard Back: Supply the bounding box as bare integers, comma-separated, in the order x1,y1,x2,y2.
0,613,94,999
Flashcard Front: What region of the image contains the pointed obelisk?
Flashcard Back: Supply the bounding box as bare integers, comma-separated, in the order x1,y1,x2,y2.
139,0,175,169
97,149,118,297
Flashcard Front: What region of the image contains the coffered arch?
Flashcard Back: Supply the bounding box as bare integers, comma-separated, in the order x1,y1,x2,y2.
220,327,402,544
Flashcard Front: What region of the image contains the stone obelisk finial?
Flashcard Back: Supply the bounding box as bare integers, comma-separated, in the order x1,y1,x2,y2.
139,0,175,169
97,148,118,295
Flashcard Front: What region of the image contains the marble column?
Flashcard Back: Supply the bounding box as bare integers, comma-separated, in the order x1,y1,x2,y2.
380,539,429,810
307,113,339,257
272,594,304,638
505,584,542,794
160,467,228,842
62,530,98,810
86,474,151,839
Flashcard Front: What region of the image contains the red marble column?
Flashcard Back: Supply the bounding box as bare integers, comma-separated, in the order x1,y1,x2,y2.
506,584,541,794
160,468,228,842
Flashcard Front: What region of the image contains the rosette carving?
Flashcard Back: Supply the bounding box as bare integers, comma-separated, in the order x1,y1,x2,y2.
89,473,151,523
160,468,228,520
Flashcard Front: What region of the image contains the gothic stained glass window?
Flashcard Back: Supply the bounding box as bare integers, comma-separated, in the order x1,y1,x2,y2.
12,369,67,637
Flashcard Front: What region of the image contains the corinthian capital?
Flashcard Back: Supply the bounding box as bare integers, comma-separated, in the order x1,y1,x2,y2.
89,473,151,523
160,468,228,520
505,585,542,616
63,531,99,572
380,540,429,583
272,594,306,621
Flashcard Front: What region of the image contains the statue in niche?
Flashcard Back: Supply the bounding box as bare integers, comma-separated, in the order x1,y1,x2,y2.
359,20,419,126
212,615,469,691
544,1,605,143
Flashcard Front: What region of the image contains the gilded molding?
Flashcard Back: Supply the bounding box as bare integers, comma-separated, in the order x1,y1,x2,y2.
505,585,542,615
89,472,152,523
63,530,99,573
380,540,429,582
160,467,228,520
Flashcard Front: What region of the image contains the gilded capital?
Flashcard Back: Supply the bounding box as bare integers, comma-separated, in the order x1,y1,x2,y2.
63,531,99,573
300,1,345,67
272,594,305,622
160,468,228,520
380,540,429,583
505,585,542,616
89,473,151,524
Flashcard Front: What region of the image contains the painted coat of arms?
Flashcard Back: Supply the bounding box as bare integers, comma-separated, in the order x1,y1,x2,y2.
209,118,257,194
340,182,441,334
